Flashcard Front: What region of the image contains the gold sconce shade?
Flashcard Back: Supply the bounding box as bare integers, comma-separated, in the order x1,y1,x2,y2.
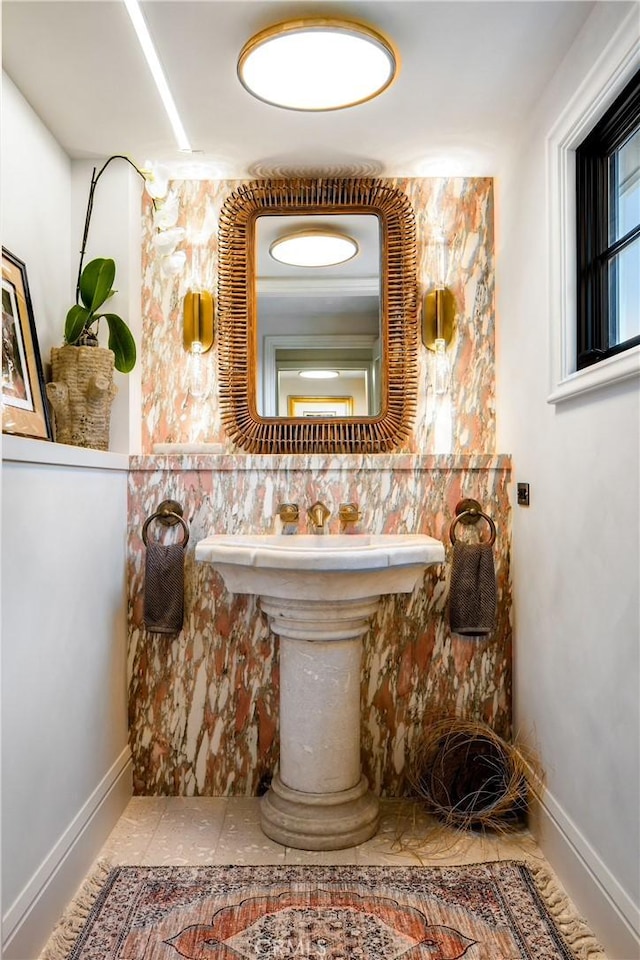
422,287,455,350
183,291,214,353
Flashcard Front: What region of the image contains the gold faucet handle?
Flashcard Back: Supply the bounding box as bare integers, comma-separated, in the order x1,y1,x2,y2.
339,502,361,527
278,503,299,524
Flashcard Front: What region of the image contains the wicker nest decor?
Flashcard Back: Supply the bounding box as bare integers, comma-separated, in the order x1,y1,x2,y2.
47,344,117,450
410,716,535,831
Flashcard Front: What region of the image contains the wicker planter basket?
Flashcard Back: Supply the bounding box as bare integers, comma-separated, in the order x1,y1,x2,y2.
47,344,117,450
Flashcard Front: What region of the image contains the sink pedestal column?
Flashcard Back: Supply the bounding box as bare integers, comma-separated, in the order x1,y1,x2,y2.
259,595,380,850
196,534,446,848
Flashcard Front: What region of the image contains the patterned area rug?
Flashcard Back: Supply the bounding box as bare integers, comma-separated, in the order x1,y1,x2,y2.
43,861,604,960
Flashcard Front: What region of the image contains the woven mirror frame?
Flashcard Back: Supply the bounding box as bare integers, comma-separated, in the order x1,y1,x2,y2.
217,178,418,454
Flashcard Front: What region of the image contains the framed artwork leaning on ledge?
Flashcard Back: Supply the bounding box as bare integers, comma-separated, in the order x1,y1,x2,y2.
2,247,52,440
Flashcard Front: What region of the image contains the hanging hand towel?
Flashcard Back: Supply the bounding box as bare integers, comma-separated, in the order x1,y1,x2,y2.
449,541,496,637
143,542,185,634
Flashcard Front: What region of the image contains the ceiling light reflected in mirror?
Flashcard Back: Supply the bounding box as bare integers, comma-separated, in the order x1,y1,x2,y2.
270,231,359,267
238,18,397,111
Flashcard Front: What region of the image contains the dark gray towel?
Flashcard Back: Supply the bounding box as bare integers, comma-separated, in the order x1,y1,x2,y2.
449,542,496,637
143,542,185,634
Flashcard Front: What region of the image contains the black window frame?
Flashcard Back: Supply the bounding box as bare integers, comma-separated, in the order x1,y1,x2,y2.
576,68,640,370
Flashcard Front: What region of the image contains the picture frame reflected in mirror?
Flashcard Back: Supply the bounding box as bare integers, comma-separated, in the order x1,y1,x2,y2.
287,396,354,418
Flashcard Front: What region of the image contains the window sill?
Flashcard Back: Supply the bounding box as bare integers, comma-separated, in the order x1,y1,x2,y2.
547,344,640,404
1,435,129,470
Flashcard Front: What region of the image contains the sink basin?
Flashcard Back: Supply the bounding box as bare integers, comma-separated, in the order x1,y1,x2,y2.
196,533,445,600
195,531,445,850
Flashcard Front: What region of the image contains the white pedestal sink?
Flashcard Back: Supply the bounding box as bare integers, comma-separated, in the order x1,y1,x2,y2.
196,533,445,849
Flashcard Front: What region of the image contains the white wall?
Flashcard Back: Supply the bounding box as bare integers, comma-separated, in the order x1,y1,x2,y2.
1,77,132,958
2,72,143,455
496,5,640,958
2,74,71,364
71,159,144,454
1,444,131,959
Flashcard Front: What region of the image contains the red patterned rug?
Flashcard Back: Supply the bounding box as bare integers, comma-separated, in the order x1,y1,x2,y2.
43,861,604,960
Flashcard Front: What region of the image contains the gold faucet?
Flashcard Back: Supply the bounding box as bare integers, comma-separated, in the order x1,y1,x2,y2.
339,502,361,531
307,500,331,533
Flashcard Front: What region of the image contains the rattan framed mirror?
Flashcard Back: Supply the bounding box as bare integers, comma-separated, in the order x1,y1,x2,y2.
217,178,418,453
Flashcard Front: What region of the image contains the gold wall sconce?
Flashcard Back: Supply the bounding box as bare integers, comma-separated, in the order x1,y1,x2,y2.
422,286,455,352
183,290,214,398
422,232,456,395
183,290,214,354
422,287,455,396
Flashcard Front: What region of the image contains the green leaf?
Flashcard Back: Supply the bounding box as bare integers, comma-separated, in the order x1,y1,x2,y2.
64,304,91,343
103,313,136,373
80,258,116,312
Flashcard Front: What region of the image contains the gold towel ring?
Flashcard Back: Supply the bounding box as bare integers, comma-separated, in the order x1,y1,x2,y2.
142,500,189,549
449,500,496,547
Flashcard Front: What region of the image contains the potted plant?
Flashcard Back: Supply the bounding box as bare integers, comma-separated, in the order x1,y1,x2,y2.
47,156,177,450
64,256,136,372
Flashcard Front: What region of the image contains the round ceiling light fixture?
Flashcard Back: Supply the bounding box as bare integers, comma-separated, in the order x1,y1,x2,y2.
299,370,340,380
269,229,359,267
238,18,398,111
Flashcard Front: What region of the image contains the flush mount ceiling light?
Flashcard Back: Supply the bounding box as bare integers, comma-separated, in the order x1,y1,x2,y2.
299,370,340,379
270,230,359,267
238,18,397,111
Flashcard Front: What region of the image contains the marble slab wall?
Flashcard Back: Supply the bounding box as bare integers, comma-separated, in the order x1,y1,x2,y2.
131,175,507,798
128,455,512,797
140,177,495,454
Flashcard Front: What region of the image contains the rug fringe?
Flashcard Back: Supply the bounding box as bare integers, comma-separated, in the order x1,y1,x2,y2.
39,859,113,960
526,860,608,960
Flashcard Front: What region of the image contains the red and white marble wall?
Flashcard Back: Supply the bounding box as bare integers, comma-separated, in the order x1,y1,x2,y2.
140,178,495,454
128,177,511,797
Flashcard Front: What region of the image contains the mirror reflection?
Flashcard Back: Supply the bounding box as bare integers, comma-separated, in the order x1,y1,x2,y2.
255,214,382,417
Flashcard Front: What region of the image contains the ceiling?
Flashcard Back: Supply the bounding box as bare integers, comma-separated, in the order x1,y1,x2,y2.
2,0,596,178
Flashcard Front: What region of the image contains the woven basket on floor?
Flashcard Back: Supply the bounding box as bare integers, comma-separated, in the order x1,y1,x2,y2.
411,717,530,830
47,344,117,450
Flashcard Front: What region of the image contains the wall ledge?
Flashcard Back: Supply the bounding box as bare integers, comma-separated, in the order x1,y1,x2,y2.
130,452,512,473
2,435,128,471
1,439,511,474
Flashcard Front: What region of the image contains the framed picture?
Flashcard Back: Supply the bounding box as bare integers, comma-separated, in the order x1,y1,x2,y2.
287,396,354,418
2,248,52,440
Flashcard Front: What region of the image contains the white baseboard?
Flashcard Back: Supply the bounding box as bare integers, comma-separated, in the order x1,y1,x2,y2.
531,788,640,960
2,747,132,960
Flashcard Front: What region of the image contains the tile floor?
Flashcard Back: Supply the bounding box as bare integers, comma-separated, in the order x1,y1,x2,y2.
42,798,602,960
98,795,544,868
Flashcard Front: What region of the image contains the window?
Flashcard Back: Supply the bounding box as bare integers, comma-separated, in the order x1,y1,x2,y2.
576,68,640,369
